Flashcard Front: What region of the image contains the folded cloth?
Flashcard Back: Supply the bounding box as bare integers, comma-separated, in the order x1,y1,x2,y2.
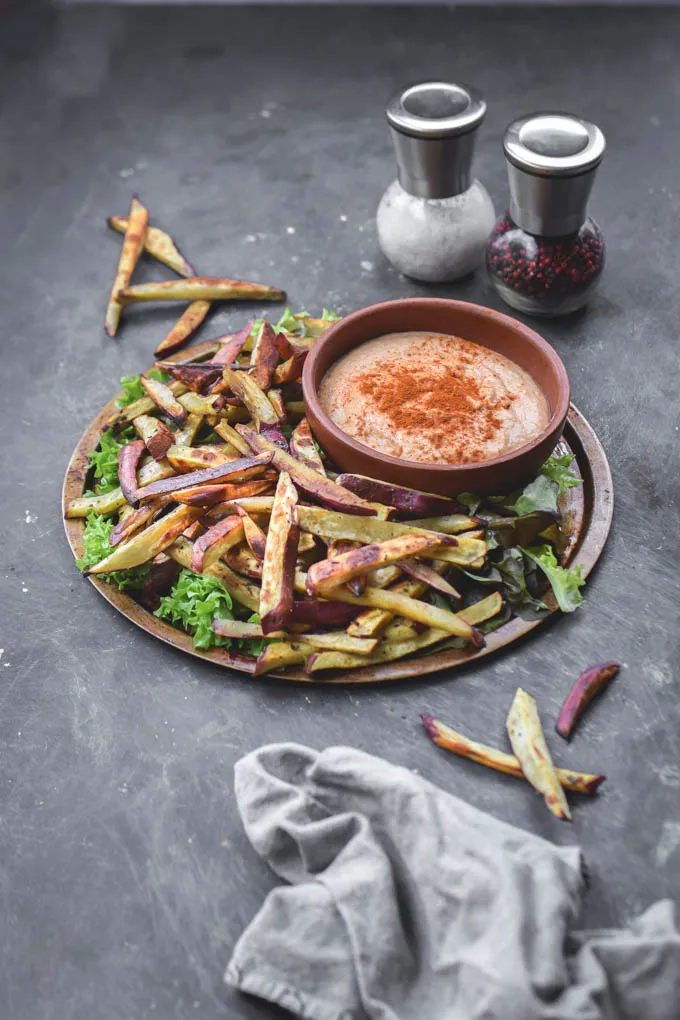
225,744,680,1020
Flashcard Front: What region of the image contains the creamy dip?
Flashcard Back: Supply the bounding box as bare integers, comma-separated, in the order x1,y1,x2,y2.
318,331,550,465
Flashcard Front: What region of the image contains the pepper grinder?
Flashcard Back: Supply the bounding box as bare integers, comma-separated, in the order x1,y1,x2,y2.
376,81,495,282
486,112,606,317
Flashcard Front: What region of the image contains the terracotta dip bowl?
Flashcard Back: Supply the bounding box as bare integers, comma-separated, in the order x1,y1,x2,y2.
302,298,570,496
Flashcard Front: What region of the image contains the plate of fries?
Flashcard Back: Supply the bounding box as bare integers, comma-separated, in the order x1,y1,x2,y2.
62,200,613,683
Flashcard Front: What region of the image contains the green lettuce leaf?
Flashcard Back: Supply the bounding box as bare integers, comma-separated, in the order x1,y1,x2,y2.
494,547,546,612
540,454,581,497
457,492,481,514
321,309,341,321
235,613,268,657
505,454,581,515
154,568,235,650
76,512,150,591
521,543,585,613
88,427,135,494
275,308,303,334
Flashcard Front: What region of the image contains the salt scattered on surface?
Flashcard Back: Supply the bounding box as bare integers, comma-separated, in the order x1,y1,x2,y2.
360,260,374,272
340,214,348,222
286,226,296,235
21,586,29,594
260,109,271,119
25,510,37,524
119,168,134,178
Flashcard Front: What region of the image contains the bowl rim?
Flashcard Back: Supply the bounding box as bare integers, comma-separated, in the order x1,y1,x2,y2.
302,297,571,475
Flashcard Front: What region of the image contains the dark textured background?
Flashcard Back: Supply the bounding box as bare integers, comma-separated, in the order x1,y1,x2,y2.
2,4,680,1018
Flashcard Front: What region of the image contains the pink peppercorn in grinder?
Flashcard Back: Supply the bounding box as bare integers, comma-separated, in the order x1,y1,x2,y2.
486,113,606,317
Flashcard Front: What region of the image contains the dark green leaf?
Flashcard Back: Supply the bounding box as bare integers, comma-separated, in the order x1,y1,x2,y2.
521,544,585,614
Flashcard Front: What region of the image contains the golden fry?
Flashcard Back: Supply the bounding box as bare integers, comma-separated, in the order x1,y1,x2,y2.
105,195,148,337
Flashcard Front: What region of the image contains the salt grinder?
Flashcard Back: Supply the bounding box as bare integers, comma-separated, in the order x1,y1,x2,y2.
377,81,495,282
486,112,606,316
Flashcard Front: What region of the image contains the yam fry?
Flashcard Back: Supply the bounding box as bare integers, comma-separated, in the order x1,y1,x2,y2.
272,350,306,386
290,600,358,628
556,662,620,741
168,536,260,612
260,471,299,633
105,195,148,337
398,559,461,599
189,515,244,572
255,640,314,675
328,539,365,596
306,532,458,596
457,592,503,625
214,421,251,455
172,479,273,507
210,495,274,515
267,389,287,421
119,277,286,304
235,507,267,561
160,338,222,365
382,619,422,642
86,506,200,575
284,400,306,417
506,688,572,821
347,575,427,639
140,375,187,425
421,716,605,795
117,440,145,505
65,455,176,518
156,361,223,392
223,545,263,580
107,379,188,430
166,445,238,473
236,425,377,516
108,216,194,277
212,618,266,640
306,627,451,672
402,514,481,534
133,414,174,461
109,502,160,547
173,413,203,447
249,320,279,389
294,571,480,644
177,391,225,417
222,366,280,425
301,632,378,655
155,300,211,357
137,453,272,502
293,313,338,338
207,322,253,366
290,418,325,475
336,474,466,516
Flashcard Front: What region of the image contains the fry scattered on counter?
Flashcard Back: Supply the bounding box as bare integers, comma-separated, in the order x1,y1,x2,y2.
506,688,572,821
108,215,195,277
118,277,286,304
105,195,149,336
555,661,621,741
421,715,605,795
155,300,212,358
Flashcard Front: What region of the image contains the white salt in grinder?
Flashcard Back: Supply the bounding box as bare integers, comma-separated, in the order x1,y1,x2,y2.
377,81,495,282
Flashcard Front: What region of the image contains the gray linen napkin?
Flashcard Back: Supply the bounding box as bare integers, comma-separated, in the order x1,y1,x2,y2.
225,743,680,1020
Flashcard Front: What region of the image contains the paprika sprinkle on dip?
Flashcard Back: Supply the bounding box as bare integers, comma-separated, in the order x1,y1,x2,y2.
318,331,550,465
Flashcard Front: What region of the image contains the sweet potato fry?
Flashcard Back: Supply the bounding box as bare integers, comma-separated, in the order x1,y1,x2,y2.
259,423,289,450
108,216,195,276
166,445,238,473
168,536,260,612
306,626,451,672
236,425,377,516
109,502,161,547
235,508,267,562
117,440,146,505
293,313,338,338
302,632,377,655
156,361,223,393
347,575,426,638
401,514,481,534
290,600,358,627
267,389,287,421
222,366,280,425
506,688,572,821
140,375,187,425
290,418,325,475
306,532,457,597
398,559,461,599
255,640,314,675
223,545,263,579
132,414,174,461
207,322,253,366
189,515,244,572
172,479,273,506
119,277,286,304
159,338,222,365
173,413,203,447
214,421,252,456
295,571,480,644
136,453,272,503
556,662,620,741
177,391,226,417
65,488,128,518
155,300,212,357
421,716,605,795
107,380,188,430
105,195,148,337
212,618,266,640
336,474,466,516
259,471,299,633
284,401,305,417
210,495,275,516
328,540,365,595
87,505,200,575
272,350,306,386
249,320,279,389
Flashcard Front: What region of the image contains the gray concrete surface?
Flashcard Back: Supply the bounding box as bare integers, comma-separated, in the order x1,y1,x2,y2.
1,4,680,1018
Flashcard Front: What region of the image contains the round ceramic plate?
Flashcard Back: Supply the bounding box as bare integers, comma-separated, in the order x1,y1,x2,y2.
63,402,613,684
